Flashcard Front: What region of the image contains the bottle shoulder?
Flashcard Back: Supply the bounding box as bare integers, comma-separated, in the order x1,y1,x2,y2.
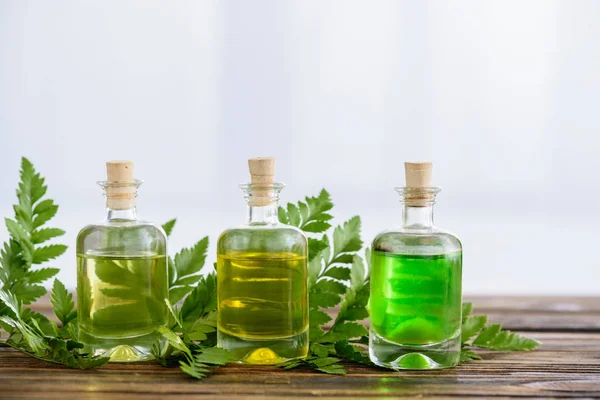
218,223,307,255
78,220,167,237
219,223,307,240
77,220,167,254
372,227,462,255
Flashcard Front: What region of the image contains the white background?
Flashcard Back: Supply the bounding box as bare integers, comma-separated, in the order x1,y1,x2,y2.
1,1,599,294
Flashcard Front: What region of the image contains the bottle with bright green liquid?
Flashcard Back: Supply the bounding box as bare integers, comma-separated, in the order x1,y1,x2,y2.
369,162,462,369
76,161,168,362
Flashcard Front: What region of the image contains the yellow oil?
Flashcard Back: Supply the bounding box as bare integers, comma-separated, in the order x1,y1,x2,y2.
217,251,308,364
77,252,168,361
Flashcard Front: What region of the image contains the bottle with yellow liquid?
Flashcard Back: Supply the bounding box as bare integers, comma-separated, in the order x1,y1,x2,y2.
76,161,168,362
217,157,309,364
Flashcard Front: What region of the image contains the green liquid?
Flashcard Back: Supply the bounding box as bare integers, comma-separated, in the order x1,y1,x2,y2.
370,251,462,345
77,252,168,361
217,251,308,364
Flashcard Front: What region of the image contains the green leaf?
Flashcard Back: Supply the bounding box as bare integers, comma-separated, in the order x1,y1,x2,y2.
349,255,365,292
311,356,340,367
167,257,176,288
179,347,232,379
462,302,473,323
32,244,67,264
22,308,56,336
19,157,47,205
194,347,232,365
179,360,210,379
315,363,345,375
169,286,194,306
287,204,301,227
472,323,502,346
472,324,540,351
180,273,217,325
158,326,191,358
323,266,350,281
335,256,369,325
302,189,334,226
162,219,177,238
5,218,29,243
318,322,368,343
298,201,309,222
0,241,24,283
461,315,487,344
314,279,347,295
280,189,334,233
10,283,46,305
332,216,362,259
164,299,183,329
308,251,325,287
309,309,331,334
330,254,355,265
0,289,22,317
76,355,110,369
460,349,482,362
302,221,331,233
32,201,58,229
334,341,371,365
50,279,77,327
175,275,204,287
308,238,328,261
170,237,209,303
277,206,289,224
336,304,368,323
0,159,112,371
309,291,342,309
31,228,65,244
310,343,331,358
187,324,215,341
26,268,60,284
1,316,48,353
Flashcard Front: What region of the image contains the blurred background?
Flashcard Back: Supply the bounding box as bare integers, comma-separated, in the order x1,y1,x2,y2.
1,1,599,294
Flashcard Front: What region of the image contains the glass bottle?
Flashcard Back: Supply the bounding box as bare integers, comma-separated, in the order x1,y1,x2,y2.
369,162,462,369
217,157,309,364
76,161,168,362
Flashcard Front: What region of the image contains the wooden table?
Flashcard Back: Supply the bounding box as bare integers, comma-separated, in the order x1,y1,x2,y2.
1,296,599,399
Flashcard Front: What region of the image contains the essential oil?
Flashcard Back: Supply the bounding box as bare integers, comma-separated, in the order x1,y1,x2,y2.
76,161,168,361
369,162,463,369
77,253,168,343
217,158,309,364
370,252,462,345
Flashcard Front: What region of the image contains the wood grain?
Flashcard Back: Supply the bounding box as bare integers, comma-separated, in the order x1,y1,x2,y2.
1,296,599,399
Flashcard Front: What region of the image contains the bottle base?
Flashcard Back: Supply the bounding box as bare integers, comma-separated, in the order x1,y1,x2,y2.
79,329,160,362
217,328,309,365
369,329,461,370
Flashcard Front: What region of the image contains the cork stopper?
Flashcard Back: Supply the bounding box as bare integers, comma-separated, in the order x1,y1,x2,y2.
405,162,432,188
104,161,138,210
106,160,134,183
404,162,433,206
248,157,276,206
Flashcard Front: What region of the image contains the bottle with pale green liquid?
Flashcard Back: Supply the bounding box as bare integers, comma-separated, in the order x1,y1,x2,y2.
370,162,462,369
77,161,168,362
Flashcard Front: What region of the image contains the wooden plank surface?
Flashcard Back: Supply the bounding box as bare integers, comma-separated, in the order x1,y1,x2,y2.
1,296,599,399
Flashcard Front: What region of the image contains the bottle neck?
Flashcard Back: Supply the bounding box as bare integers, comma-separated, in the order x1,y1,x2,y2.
241,182,284,226
106,206,138,222
246,202,279,225
402,204,434,229
100,180,140,221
